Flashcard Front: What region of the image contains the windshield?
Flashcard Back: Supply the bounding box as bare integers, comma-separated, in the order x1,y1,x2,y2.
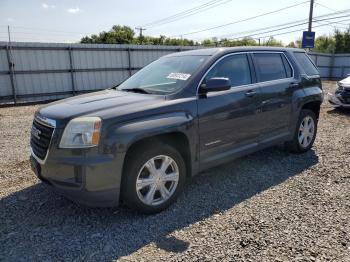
117,55,208,94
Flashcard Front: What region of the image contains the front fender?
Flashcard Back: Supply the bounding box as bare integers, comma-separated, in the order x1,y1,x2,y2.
105,112,196,153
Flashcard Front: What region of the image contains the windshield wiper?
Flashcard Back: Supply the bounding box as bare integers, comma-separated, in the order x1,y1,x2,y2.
121,88,150,94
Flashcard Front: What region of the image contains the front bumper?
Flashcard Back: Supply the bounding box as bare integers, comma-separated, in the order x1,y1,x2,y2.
30,148,125,207
328,92,350,108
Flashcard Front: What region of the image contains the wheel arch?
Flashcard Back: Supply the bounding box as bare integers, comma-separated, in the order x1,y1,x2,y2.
123,131,193,179
289,88,322,141
301,100,321,120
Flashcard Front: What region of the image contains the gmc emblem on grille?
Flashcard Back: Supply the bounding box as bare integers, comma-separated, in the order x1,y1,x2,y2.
31,125,41,140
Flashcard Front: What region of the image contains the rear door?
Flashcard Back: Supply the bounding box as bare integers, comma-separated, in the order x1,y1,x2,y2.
197,53,262,168
252,52,295,143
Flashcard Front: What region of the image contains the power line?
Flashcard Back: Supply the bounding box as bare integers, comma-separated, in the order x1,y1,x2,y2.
148,0,233,28
228,14,350,40
315,1,337,12
145,0,232,28
143,0,222,26
228,22,309,40
169,1,309,37
218,18,308,39
314,2,350,27
0,24,92,35
314,19,350,29
142,0,232,28
227,17,350,41
316,23,349,30
216,9,350,40
254,18,350,40
0,31,84,37
0,35,78,41
135,27,147,43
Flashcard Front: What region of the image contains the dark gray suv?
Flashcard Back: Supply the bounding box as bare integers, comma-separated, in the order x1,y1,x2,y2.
30,47,323,213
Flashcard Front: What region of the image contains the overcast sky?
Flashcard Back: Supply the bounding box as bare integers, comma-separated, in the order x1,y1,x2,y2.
0,0,349,44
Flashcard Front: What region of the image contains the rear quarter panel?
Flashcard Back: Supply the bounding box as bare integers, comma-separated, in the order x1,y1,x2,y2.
290,76,323,137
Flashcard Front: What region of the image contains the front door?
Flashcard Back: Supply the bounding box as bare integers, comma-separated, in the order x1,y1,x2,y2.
197,53,263,169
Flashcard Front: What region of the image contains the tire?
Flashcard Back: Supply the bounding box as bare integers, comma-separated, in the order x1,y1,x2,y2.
121,142,186,214
285,109,318,153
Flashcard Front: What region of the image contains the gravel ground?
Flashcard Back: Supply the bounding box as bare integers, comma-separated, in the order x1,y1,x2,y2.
0,81,349,262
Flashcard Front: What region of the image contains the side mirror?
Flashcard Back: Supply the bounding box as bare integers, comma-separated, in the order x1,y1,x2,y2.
202,77,231,93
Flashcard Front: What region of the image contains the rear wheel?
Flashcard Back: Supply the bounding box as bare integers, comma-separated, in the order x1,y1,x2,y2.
286,109,317,153
121,143,186,213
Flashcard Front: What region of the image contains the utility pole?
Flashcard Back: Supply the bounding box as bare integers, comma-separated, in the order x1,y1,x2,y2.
135,27,146,44
7,25,11,43
308,0,314,32
6,25,17,104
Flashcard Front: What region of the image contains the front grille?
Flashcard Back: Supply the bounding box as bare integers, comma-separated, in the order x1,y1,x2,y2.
30,119,54,160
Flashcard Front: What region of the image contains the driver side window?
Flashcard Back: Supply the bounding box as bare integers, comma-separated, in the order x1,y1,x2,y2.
206,54,252,87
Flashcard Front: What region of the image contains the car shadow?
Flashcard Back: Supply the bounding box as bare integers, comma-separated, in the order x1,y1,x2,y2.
0,146,318,261
326,107,350,116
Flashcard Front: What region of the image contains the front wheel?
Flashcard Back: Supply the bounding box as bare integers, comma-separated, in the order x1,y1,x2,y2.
286,109,318,153
121,143,186,214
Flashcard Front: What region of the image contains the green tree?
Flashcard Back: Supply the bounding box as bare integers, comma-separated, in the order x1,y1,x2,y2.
286,41,297,48
201,39,215,46
263,37,283,47
81,25,135,44
80,24,350,52
334,29,345,53
81,25,196,46
313,35,335,53
343,28,350,53
238,37,257,46
220,37,257,47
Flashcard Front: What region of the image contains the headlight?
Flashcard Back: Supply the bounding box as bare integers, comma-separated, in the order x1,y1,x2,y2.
59,117,102,148
336,82,344,92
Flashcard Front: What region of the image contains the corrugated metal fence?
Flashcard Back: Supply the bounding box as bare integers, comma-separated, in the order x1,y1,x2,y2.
0,42,349,105
0,42,198,104
308,52,350,80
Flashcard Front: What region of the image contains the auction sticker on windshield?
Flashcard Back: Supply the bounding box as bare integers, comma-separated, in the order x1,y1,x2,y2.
167,72,191,81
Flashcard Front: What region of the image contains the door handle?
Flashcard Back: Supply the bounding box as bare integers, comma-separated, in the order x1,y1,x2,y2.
289,82,299,88
245,90,257,97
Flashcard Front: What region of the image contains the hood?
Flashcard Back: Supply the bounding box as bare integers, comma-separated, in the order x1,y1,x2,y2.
38,89,164,124
339,76,350,88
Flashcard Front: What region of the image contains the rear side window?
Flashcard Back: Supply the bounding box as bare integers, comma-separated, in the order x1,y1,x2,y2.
281,54,293,78
293,52,319,76
253,53,288,82
205,54,252,87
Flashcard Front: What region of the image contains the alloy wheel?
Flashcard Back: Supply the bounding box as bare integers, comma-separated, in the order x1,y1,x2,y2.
136,155,179,206
298,115,315,148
